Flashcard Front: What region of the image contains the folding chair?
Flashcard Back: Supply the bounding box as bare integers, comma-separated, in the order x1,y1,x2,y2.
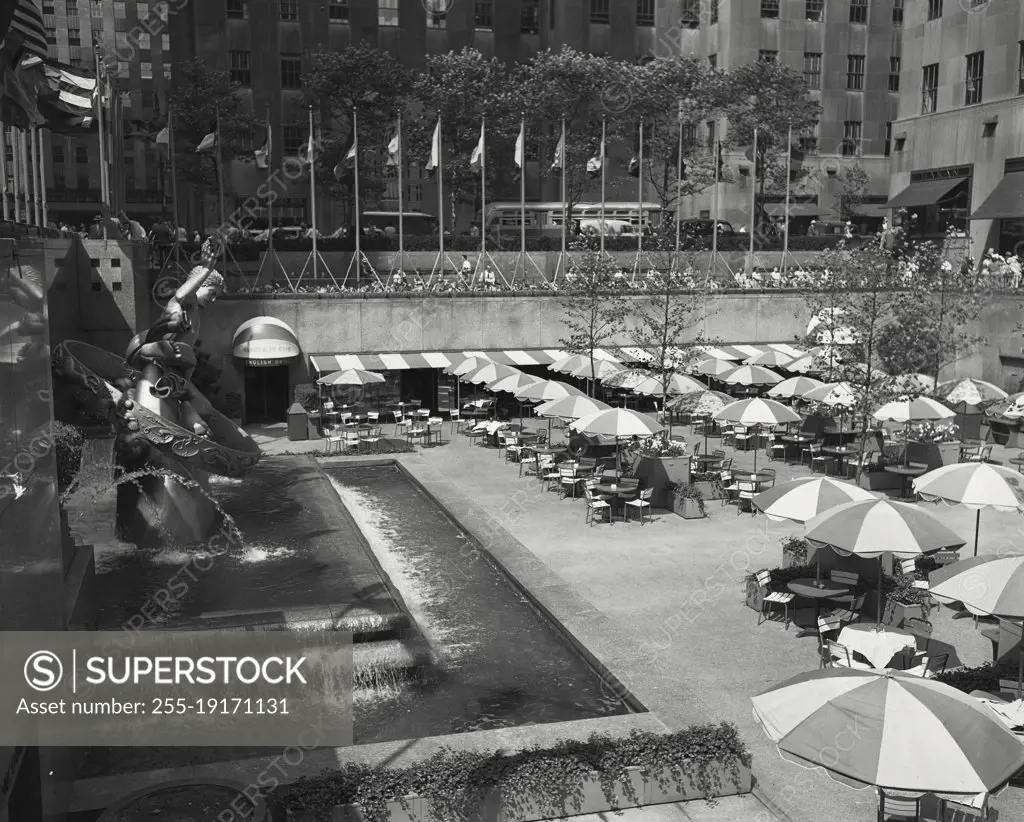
876,790,921,821
755,570,795,628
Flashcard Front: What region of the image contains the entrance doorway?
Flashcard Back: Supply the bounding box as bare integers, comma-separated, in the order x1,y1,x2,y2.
244,365,290,423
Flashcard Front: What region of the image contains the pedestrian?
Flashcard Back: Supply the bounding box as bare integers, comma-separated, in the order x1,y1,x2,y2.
461,254,472,281
175,223,188,243
483,265,495,287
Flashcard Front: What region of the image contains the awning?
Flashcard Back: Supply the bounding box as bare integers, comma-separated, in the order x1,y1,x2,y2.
232,317,300,366
969,172,1024,220
884,178,966,209
765,203,820,218
852,204,888,219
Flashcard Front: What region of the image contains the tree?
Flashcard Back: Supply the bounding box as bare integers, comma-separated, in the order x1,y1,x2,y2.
168,58,258,191
632,57,726,217
559,247,629,397
626,244,716,434
836,164,869,222
724,62,821,233
303,46,411,225
410,49,518,232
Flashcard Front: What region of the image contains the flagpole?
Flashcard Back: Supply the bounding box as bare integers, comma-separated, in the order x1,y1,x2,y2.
782,124,792,282
519,113,526,284
748,127,757,269
350,107,358,285
479,116,485,283
37,127,47,228
309,105,318,283
95,49,109,239
600,116,606,256
437,113,444,275
675,105,683,267
20,130,33,227
215,103,227,270
711,136,719,277
560,115,566,280
397,109,404,273
0,125,9,222
32,127,42,227
637,117,644,274
263,105,272,261
11,128,20,223
168,106,180,230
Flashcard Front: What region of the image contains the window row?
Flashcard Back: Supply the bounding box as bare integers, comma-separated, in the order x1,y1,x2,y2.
920,50,989,113
797,52,901,93
758,0,903,24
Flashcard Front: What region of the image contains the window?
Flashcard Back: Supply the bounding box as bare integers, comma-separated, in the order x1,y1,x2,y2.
113,1,125,19
892,0,903,25
328,0,348,21
798,121,819,155
849,0,867,23
67,27,80,45
706,120,716,149
226,0,247,19
759,50,778,63
51,145,65,164
161,34,169,50
760,0,779,18
805,0,823,21
42,1,54,13
710,0,718,24
965,51,984,105
117,61,129,78
846,54,864,90
280,54,301,88
884,122,892,157
229,51,250,85
922,63,938,113
44,26,56,45
474,0,492,28
378,0,398,26
426,0,446,28
282,125,304,157
708,54,717,68
140,61,152,79
803,52,822,89
136,32,149,49
889,57,900,92
1019,41,1024,94
590,0,609,24
680,0,700,28
64,0,77,14
75,146,88,163
637,0,655,26
842,121,862,156
137,1,148,16
521,0,539,33
928,0,942,20
279,0,298,20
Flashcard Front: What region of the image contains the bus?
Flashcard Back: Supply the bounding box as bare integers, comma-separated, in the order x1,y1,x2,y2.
483,202,663,240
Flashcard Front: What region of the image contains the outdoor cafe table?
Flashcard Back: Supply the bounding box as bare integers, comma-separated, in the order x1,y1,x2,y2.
692,454,724,470
781,434,815,462
731,469,774,489
822,445,855,476
838,624,916,669
787,578,852,637
884,462,928,498
593,481,640,521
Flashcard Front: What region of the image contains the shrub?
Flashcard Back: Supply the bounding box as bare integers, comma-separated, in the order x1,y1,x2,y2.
52,421,84,492
934,657,1019,694
781,536,809,566
293,384,320,414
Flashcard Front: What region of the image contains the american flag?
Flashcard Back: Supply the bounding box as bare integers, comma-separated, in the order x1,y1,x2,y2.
6,0,47,61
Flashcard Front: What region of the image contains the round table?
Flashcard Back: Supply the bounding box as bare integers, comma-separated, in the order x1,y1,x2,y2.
534,446,568,457
837,624,916,669
781,435,815,462
593,482,640,522
884,463,928,498
787,578,853,636
692,455,723,469
822,446,855,476
1009,456,1024,475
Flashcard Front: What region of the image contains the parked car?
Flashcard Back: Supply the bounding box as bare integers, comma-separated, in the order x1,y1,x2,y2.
677,218,737,237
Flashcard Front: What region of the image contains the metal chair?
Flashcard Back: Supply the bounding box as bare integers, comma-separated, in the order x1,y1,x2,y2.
624,488,654,525
876,790,921,821
755,569,795,628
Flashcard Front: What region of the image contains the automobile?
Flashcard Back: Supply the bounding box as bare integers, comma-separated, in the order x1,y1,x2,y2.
810,221,859,237
677,218,736,237
577,218,644,237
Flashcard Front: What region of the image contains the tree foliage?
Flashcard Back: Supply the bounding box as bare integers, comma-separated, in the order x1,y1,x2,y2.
836,165,870,222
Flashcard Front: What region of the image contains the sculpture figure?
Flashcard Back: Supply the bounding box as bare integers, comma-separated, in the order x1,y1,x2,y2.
53,238,260,547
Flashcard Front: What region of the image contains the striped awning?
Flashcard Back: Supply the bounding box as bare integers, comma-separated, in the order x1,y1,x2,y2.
232,317,300,366
310,343,803,373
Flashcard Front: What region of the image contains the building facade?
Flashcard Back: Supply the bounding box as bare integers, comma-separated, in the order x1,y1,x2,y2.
670,0,901,233
32,0,173,228
889,0,1024,258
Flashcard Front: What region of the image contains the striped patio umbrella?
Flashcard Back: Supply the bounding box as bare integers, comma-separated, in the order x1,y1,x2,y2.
937,378,1008,411
463,363,521,386
719,364,784,387
752,667,1024,795
693,358,736,378
767,376,824,399
446,355,493,376
632,373,707,397
874,396,955,465
487,372,541,394
534,395,610,419
930,555,1024,697
667,389,733,455
550,352,617,374
913,463,1024,557
570,408,663,472
802,381,858,407
515,379,585,403
602,368,651,390
753,477,876,523
571,359,626,381
712,398,800,470
745,350,794,368
804,499,966,623
884,373,936,396
785,348,827,374
316,368,385,386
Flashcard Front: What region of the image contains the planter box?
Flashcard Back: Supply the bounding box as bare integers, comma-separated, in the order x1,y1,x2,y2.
631,456,690,508
692,480,725,501
284,761,752,822
864,592,926,627
858,471,902,491
678,498,705,519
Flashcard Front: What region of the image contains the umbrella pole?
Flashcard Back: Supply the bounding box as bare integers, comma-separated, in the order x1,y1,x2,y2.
752,425,758,472
1018,620,1023,699
974,509,981,558
877,556,883,627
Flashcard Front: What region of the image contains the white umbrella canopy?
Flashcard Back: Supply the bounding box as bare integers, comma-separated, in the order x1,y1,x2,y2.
515,379,586,403
785,348,827,374
317,368,386,386
767,376,824,399
752,667,1024,795
571,359,626,381
550,352,618,374
883,373,936,396
693,358,736,378
873,396,954,423
752,477,876,523
937,378,1009,410
719,364,784,387
447,355,493,376
487,372,541,394
802,381,859,407
602,368,651,390
745,350,794,368
713,398,800,470
570,408,664,437
463,363,521,386
632,373,708,396
535,395,610,419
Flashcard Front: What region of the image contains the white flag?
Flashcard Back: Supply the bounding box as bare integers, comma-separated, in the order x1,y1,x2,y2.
154,126,169,146
514,121,524,169
386,129,400,167
425,118,441,173
586,138,604,177
303,133,314,165
551,133,564,172
470,121,484,172
195,131,216,153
